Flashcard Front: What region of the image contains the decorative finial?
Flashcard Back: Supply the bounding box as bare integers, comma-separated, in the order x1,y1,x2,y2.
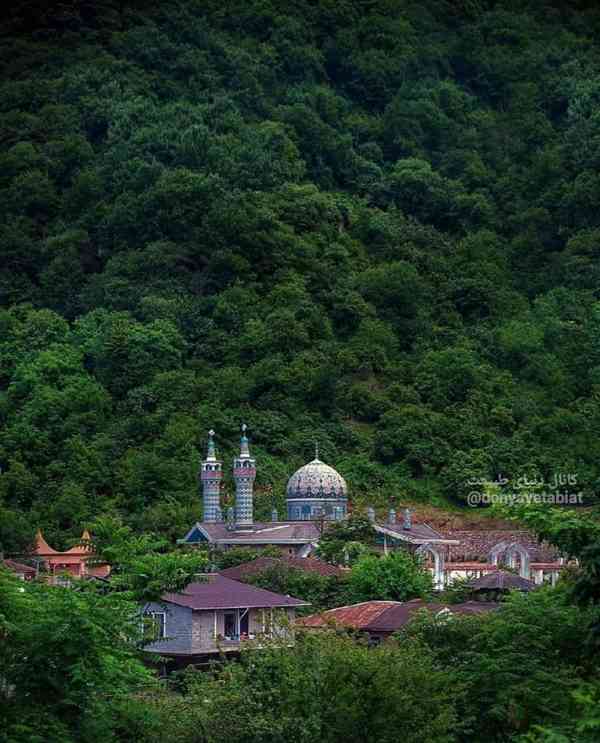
239,423,250,458
206,429,216,461
315,441,319,460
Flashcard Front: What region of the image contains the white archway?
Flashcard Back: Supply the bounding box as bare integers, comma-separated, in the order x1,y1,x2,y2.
489,541,530,579
416,543,445,590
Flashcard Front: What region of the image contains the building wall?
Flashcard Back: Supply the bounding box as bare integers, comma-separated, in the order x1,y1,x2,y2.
192,609,217,651
143,601,193,654
144,604,298,655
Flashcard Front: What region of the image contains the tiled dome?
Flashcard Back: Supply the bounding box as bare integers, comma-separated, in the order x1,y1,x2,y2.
286,458,348,500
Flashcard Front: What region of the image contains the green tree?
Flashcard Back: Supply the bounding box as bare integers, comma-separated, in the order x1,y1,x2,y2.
347,550,433,602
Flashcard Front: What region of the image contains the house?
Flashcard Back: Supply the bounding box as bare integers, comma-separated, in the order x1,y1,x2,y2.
182,520,324,558
29,529,111,582
1,559,36,580
219,555,347,581
439,529,565,586
142,574,308,661
368,508,459,589
298,599,499,642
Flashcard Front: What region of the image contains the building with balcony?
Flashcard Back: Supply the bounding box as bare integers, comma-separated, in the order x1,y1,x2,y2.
142,574,308,661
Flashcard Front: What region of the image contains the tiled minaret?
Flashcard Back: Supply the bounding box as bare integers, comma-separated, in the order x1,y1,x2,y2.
200,429,222,522
233,424,256,527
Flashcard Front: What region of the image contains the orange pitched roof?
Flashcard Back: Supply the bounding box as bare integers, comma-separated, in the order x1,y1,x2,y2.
64,529,93,555
33,530,59,556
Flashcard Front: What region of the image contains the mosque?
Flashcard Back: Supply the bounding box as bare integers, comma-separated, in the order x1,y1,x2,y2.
180,426,455,574
180,426,566,590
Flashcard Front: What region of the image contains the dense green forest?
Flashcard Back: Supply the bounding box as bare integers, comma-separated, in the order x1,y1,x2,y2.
2,0,600,551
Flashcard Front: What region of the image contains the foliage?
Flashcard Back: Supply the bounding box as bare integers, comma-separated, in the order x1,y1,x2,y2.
212,545,281,570
142,632,462,743
0,568,154,742
493,501,600,638
399,587,600,742
243,563,349,613
316,513,377,565
2,2,600,737
84,515,207,602
2,1,600,551
347,550,433,602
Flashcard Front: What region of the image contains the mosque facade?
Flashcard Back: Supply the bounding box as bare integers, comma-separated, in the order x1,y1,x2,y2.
179,427,564,590
196,426,348,529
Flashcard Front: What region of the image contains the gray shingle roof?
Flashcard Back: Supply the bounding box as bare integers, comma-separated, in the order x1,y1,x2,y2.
185,521,322,544
467,570,536,591
161,574,309,610
373,521,458,544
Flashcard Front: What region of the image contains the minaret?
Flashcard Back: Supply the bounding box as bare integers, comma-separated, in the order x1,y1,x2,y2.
233,423,256,527
200,429,222,522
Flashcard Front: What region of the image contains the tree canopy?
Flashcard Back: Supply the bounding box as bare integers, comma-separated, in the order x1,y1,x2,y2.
1,1,600,546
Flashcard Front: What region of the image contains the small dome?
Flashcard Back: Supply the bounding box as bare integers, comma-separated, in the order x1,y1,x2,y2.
286,458,348,499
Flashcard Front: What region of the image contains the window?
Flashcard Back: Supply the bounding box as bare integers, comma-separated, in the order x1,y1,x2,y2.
144,611,167,642
224,611,238,640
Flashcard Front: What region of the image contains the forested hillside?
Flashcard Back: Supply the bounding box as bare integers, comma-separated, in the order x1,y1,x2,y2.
2,0,600,551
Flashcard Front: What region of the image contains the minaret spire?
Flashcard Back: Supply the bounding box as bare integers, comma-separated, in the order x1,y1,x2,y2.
207,429,216,460
233,423,256,527
200,429,222,522
240,423,250,458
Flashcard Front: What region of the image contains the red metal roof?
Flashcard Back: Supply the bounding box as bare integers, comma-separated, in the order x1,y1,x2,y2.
299,601,401,629
299,599,500,632
161,574,309,610
2,559,36,576
441,529,559,562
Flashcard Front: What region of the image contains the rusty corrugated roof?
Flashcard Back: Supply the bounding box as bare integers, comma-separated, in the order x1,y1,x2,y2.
299,599,500,632
298,601,401,629
2,559,36,575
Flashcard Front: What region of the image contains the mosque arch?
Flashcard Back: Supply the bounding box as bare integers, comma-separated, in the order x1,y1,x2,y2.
416,543,445,589
489,540,530,578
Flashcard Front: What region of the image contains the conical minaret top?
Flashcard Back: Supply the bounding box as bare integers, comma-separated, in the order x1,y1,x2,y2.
206,429,216,461
239,423,251,459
